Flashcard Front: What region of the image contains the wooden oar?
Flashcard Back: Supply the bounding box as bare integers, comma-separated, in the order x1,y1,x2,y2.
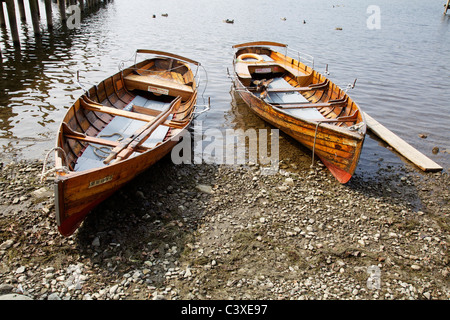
103,96,181,164
61,123,148,153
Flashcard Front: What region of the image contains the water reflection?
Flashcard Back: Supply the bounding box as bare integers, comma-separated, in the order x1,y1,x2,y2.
228,87,319,172
0,0,448,172
0,1,115,160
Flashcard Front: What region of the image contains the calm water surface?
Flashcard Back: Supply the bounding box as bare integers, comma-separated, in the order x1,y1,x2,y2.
0,0,449,176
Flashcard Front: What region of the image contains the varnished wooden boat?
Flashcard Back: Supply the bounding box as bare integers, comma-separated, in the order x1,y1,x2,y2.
52,50,201,236
231,41,366,183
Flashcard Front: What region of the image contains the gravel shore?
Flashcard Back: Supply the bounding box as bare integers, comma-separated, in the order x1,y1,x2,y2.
0,155,448,301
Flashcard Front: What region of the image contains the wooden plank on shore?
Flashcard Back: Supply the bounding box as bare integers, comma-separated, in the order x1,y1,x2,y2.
363,112,443,172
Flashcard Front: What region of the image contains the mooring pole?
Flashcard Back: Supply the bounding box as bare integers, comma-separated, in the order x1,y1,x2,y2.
5,0,20,46
445,0,450,14
0,3,6,28
34,0,40,17
59,0,66,22
44,0,53,29
17,0,27,22
29,0,41,36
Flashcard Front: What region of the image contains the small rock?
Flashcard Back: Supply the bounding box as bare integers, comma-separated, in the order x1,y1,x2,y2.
144,261,153,267
0,284,14,294
411,264,421,270
196,184,213,194
142,269,151,275
31,187,52,199
136,191,146,199
15,266,26,274
92,237,100,247
48,293,61,300
285,178,295,187
432,147,439,154
0,240,14,251
109,284,119,295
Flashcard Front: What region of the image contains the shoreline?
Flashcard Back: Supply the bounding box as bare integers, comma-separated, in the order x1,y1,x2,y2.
0,156,448,300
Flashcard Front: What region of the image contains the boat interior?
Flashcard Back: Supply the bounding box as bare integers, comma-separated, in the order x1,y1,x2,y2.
234,46,362,129
60,57,197,172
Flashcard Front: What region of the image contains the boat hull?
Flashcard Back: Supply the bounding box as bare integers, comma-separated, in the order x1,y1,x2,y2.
53,50,199,236
55,131,185,236
233,75,364,184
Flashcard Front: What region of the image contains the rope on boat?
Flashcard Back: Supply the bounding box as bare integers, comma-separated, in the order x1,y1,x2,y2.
193,64,211,118
349,122,365,133
92,146,114,159
90,133,124,159
40,147,70,183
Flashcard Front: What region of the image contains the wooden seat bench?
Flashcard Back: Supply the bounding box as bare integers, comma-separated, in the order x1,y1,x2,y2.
124,73,193,101
236,61,310,80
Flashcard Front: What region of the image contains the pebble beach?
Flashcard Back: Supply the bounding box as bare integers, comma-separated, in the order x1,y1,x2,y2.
0,154,448,301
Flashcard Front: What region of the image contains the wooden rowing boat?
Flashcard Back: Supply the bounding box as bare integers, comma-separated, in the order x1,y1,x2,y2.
52,50,201,236
231,41,366,183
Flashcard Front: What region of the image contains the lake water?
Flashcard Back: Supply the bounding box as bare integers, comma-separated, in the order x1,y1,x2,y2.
0,0,449,176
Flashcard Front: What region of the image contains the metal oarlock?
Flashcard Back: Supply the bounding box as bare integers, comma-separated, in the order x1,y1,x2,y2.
194,97,211,118
345,78,358,93
324,64,330,76
76,70,89,93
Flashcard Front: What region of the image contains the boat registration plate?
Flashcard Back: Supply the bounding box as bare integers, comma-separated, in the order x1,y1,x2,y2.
89,175,113,188
255,68,272,74
148,86,169,95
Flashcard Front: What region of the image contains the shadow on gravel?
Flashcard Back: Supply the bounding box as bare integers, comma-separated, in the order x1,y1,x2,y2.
74,155,217,286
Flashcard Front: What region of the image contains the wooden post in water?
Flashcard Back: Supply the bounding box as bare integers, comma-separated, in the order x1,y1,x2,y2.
0,0,112,47
17,0,27,22
34,0,40,17
79,0,85,12
445,0,450,14
29,0,42,36
44,0,53,29
59,0,66,22
0,3,6,28
5,0,20,46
